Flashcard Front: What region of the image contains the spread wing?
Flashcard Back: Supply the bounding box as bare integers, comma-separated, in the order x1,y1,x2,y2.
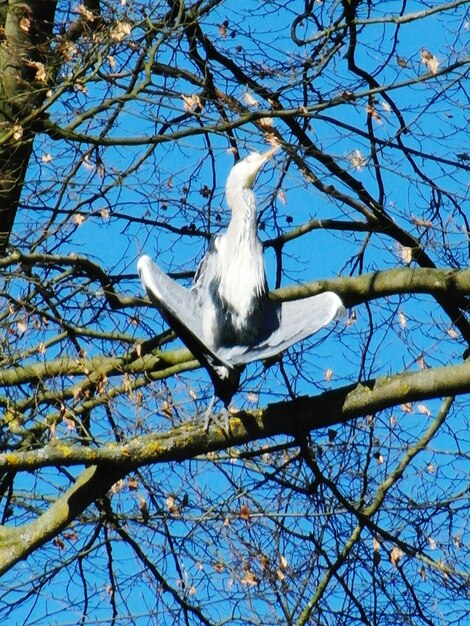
217,292,344,365
138,255,240,405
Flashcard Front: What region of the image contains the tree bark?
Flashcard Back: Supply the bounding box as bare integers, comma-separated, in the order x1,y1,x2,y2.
0,1,57,253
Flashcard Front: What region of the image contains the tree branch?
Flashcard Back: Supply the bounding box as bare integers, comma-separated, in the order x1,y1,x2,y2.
1,359,469,473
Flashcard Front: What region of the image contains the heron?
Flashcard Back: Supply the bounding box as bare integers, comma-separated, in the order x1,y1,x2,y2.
138,147,344,429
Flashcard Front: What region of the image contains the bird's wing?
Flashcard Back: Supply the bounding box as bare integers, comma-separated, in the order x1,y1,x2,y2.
217,292,344,365
138,255,240,405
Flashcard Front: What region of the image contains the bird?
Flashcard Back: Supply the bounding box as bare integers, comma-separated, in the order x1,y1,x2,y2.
138,147,345,429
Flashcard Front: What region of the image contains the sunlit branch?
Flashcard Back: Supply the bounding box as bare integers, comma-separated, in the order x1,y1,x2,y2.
1,359,469,472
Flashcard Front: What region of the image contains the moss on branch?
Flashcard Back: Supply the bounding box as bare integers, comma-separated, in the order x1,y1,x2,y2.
1,359,469,473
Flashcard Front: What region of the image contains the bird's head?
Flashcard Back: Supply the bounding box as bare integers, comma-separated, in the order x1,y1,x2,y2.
225,146,279,197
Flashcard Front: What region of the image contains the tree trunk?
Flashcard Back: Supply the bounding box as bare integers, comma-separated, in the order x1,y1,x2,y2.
0,1,57,254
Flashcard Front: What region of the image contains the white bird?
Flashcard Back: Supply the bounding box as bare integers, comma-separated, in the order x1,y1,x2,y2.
138,148,344,428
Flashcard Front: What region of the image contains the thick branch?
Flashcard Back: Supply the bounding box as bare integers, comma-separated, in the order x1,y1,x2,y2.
0,464,121,576
274,267,470,310
1,359,469,472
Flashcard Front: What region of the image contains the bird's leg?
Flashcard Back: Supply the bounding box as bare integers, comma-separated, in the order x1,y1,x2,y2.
202,396,230,433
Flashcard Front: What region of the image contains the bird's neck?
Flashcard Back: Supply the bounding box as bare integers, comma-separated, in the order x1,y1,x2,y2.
226,188,258,236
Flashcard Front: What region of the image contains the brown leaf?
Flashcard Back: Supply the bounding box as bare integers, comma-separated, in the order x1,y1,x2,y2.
243,91,259,107
19,17,31,32
166,495,179,516
417,403,431,417
111,21,131,42
396,55,410,68
72,213,86,226
62,416,76,431
421,49,440,74
13,125,23,141
218,20,229,38
53,537,65,550
212,562,225,573
240,565,259,586
181,94,202,112
240,503,250,521
390,546,404,567
277,189,287,205
398,244,413,263
127,476,139,490
349,148,366,171
325,368,333,382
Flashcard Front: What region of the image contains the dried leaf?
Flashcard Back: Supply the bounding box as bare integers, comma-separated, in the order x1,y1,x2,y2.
13,125,23,141
259,117,274,129
127,476,139,490
161,400,172,417
396,55,410,68
100,208,110,220
276,568,286,581
349,148,366,171
218,20,229,38
401,403,413,413
328,428,337,442
37,342,46,355
111,21,131,42
77,4,95,21
181,94,202,112
366,103,381,122
447,327,458,339
398,244,413,263
97,374,107,395
374,451,384,465
212,562,225,573
420,564,426,580
246,392,258,404
72,213,86,226
417,403,431,417
276,189,286,205
372,537,381,552
166,495,179,516
421,49,440,74
325,368,333,382
381,100,392,113
398,311,407,329
244,91,259,107
241,565,259,586
428,536,437,550
240,503,250,521
111,479,124,494
390,546,404,567
29,61,47,82
138,496,149,521
17,319,27,335
258,554,269,571
42,153,53,163
53,537,65,550
20,17,31,32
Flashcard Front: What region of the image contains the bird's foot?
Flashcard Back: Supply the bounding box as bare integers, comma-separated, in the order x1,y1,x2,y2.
202,397,230,433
